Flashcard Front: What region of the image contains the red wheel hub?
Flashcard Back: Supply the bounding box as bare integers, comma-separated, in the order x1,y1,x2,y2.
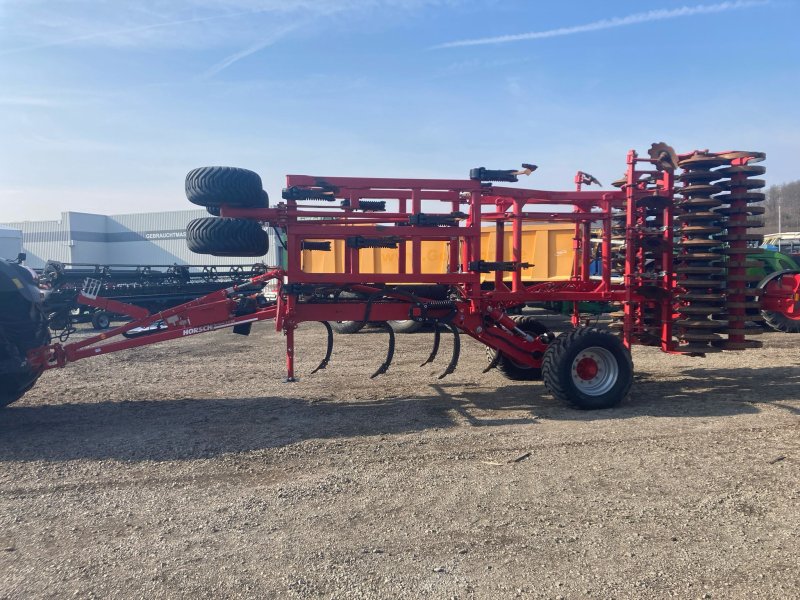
575,356,599,380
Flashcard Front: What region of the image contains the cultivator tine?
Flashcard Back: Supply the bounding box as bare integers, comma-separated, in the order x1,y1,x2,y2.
370,322,396,379
420,323,441,366
310,321,334,374
482,348,501,373
437,324,460,380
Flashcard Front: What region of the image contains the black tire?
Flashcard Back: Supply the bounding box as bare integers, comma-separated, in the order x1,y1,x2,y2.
329,321,365,334
486,315,549,380
542,327,633,410
91,311,111,330
186,166,267,208
48,310,71,331
759,271,800,333
762,310,800,333
186,217,269,257
0,294,50,408
388,319,423,334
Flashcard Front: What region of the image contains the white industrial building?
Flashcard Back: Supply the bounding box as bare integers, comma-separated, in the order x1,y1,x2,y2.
0,226,23,261
1,210,282,270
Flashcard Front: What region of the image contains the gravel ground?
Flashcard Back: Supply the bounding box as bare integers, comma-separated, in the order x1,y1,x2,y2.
1,314,798,599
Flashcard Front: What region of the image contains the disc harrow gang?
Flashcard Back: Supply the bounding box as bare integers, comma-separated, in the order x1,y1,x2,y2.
5,143,770,412
673,150,766,352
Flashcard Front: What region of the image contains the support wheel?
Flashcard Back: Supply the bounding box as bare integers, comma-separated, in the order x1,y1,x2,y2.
186,217,269,257
329,321,365,334
542,327,633,410
91,311,111,330
388,320,423,334
486,315,549,381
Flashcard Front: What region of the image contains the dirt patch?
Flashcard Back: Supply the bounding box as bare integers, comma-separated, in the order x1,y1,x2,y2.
1,315,798,599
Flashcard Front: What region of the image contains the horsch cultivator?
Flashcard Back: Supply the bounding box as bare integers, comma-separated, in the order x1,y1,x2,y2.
2,143,799,410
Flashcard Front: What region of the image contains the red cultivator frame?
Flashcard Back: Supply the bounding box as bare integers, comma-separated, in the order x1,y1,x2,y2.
18,142,794,410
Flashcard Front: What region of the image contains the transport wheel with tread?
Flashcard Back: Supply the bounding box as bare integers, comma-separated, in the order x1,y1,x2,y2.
486,315,550,381
388,320,423,334
329,321,366,334
91,311,111,330
542,327,633,410
186,217,269,257
185,166,267,208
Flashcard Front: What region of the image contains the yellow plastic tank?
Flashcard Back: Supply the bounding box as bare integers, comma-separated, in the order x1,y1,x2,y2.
300,223,575,282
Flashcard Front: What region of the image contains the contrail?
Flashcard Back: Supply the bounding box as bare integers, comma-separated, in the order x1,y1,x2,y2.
0,8,268,56
201,24,300,79
434,0,768,49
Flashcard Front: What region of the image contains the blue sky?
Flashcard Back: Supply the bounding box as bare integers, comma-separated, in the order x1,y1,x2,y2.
1,0,798,221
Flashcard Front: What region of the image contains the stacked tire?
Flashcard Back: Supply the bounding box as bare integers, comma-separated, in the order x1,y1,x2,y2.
185,166,270,257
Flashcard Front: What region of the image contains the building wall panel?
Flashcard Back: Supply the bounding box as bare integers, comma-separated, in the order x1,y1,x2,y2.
1,210,283,270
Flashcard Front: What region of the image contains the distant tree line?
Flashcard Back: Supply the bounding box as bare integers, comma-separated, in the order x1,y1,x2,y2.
762,180,800,233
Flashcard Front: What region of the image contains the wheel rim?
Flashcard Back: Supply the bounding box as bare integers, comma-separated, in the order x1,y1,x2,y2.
570,347,618,395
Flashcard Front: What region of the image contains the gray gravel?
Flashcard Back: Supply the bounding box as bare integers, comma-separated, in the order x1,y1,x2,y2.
1,317,798,599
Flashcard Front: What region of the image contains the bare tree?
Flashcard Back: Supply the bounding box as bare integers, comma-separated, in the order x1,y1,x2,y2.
763,181,800,233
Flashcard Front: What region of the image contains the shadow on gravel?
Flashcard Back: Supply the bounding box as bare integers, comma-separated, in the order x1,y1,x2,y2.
1,365,796,463
0,385,537,463
554,364,800,422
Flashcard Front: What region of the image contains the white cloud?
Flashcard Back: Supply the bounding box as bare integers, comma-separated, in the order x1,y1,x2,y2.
434,1,769,49
0,96,61,107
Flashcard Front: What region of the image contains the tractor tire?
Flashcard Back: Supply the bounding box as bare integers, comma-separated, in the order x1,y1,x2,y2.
0,292,50,409
762,310,800,333
486,315,549,381
388,319,423,334
329,321,366,334
91,311,111,330
759,271,800,333
185,166,268,208
542,327,633,410
186,217,269,257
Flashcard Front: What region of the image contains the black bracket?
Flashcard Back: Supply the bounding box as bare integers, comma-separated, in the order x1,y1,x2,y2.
346,236,400,249
407,212,468,227
301,241,332,251
282,186,338,201
282,283,318,296
340,199,386,212
470,164,537,183
468,260,532,273
470,167,518,183
408,300,458,323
